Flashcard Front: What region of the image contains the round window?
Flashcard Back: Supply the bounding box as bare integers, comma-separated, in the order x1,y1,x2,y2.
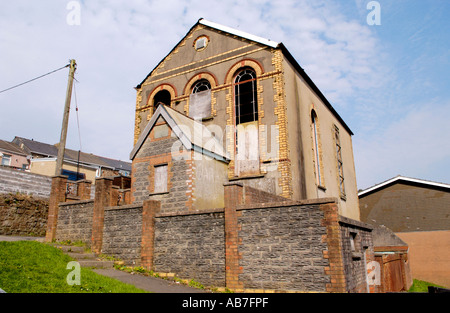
194,36,209,51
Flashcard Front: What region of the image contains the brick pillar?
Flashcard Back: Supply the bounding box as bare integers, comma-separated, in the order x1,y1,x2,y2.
91,177,113,254
77,180,92,200
45,175,68,242
224,182,244,291
141,200,161,270
320,201,347,293
111,185,119,206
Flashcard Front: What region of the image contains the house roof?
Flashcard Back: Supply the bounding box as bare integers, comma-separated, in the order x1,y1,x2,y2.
136,18,353,135
358,175,450,198
13,136,131,172
130,105,230,163
0,139,27,156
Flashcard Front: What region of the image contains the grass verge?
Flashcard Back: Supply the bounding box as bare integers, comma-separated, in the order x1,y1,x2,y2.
408,279,447,293
0,241,147,293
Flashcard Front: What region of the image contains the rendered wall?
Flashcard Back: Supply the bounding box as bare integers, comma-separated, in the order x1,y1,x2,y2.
0,166,52,198
397,230,450,288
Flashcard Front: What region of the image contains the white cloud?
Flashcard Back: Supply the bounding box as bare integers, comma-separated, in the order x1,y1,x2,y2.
1,0,447,191
1,0,384,162
354,100,450,189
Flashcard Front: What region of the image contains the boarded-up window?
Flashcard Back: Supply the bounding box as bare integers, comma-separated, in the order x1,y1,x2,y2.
154,164,168,193
235,121,259,176
189,79,211,119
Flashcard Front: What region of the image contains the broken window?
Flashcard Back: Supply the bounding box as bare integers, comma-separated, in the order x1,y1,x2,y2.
334,125,345,198
189,79,211,119
154,164,168,193
153,90,171,111
311,110,323,187
234,68,258,125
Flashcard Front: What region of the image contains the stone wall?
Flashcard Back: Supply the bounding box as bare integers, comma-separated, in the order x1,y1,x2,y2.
0,166,52,198
131,134,190,214
0,193,48,236
55,200,94,244
238,204,330,291
102,204,144,265
154,209,225,286
339,216,374,293
49,180,376,292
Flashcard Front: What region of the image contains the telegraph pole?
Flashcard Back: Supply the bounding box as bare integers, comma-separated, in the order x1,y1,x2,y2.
55,59,77,176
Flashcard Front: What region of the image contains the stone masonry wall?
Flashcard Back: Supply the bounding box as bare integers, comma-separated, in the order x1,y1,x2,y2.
238,204,330,291
0,166,52,198
132,134,190,214
0,193,48,236
55,200,94,244
339,216,374,293
102,204,143,265
154,210,226,287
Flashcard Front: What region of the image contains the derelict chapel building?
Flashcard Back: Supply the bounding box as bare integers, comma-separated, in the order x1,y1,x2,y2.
47,19,384,293
132,18,359,220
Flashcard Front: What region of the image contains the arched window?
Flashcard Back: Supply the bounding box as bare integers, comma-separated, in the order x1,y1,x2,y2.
192,79,211,93
234,68,258,125
189,79,211,119
233,67,259,176
311,110,323,187
153,90,171,111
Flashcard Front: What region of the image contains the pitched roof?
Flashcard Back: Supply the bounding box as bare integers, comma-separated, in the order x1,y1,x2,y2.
135,18,353,135
13,136,131,172
358,175,450,197
13,137,58,157
130,105,230,163
199,19,279,48
0,139,27,156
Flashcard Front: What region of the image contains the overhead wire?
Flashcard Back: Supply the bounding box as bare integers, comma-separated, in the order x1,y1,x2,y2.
0,64,70,94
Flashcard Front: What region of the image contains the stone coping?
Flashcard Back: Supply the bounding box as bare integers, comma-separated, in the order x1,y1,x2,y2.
59,199,94,207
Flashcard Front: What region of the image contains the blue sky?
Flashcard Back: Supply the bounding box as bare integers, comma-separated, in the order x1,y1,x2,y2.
0,0,448,190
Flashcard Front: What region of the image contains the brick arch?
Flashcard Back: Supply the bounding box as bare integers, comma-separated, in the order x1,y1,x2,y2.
224,59,264,85
147,83,177,109
184,72,218,95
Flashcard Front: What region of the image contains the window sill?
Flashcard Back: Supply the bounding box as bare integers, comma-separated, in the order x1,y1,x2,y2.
149,191,169,196
229,173,265,181
352,252,363,260
201,116,214,121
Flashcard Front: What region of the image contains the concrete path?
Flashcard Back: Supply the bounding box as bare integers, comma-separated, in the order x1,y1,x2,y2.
93,269,206,293
0,235,206,293
0,235,44,242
